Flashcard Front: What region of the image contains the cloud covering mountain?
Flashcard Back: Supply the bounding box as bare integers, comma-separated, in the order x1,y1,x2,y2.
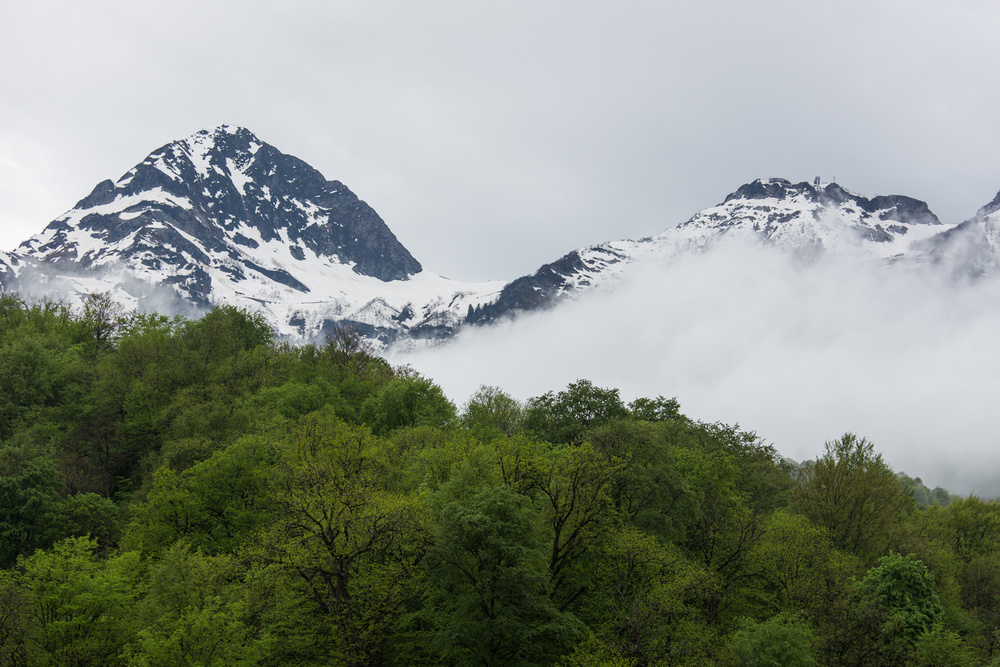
394,240,1000,498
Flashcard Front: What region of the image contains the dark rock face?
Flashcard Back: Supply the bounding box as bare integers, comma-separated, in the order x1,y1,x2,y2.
863,195,940,226
724,178,801,203
466,250,592,325
706,179,945,254
0,254,17,291
975,189,1000,218
857,225,894,243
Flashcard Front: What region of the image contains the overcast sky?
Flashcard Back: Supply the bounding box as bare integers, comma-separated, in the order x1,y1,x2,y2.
3,1,1000,281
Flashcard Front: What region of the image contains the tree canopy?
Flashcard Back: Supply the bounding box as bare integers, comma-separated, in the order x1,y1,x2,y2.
0,294,990,666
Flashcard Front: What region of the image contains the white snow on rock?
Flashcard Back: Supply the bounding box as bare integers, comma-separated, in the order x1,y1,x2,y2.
7,128,992,347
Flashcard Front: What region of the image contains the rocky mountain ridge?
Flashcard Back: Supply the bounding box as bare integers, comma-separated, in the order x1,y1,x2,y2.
467,177,973,325
2,127,997,343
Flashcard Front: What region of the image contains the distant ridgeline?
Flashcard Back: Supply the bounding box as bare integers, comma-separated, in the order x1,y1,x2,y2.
0,295,991,665
4,127,1000,347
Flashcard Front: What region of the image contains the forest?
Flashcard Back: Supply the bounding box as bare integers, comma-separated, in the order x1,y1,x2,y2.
0,292,996,666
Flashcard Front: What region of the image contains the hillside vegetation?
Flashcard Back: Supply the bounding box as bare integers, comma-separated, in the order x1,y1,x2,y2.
0,293,995,666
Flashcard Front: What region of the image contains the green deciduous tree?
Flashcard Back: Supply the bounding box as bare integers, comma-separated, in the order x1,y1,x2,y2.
241,378,347,422
534,442,627,610
127,542,259,666
0,451,63,567
322,324,395,415
819,553,944,666
361,375,457,436
523,380,630,445
0,569,35,666
57,492,123,556
0,336,60,441
462,385,524,437
588,526,716,666
796,433,913,557
912,624,976,667
178,306,272,381
586,420,690,542
419,484,584,666
626,395,680,423
752,510,834,616
938,495,1000,564
122,434,277,557
557,633,636,667
858,552,942,646
675,444,769,626
391,426,484,494
80,291,123,354
250,409,431,665
19,536,141,667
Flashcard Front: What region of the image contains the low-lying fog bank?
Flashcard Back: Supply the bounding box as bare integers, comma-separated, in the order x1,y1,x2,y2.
392,241,1000,497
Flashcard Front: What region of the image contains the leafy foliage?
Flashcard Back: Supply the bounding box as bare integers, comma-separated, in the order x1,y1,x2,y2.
0,296,989,665
252,409,431,664
361,375,457,436
523,380,630,445
796,433,913,557
462,384,525,437
857,553,943,646
730,613,818,667
420,484,584,665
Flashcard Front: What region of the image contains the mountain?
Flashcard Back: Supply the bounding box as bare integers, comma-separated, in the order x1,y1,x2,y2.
4,128,998,344
469,178,960,324
23,125,423,284
660,178,947,258
7,126,503,343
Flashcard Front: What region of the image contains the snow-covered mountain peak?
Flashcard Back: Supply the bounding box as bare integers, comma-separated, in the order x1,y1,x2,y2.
8,126,504,343
467,177,975,327
661,177,948,260
174,125,263,183
722,177,820,203
19,125,423,286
